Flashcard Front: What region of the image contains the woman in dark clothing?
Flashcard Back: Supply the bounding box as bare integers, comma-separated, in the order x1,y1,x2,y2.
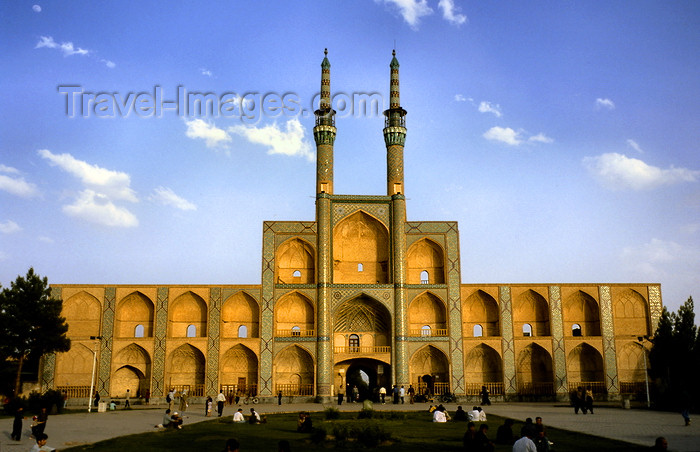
11,407,24,440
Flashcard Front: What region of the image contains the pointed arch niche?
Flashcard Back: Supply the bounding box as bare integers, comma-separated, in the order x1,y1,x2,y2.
274,345,314,395
166,344,205,390
567,343,604,384
406,238,445,284
563,291,600,336
116,291,154,338
617,342,648,383
613,289,650,336
517,343,554,393
334,295,391,349
168,291,207,337
275,291,315,337
463,290,500,337
54,343,93,387
410,345,450,394
408,292,447,336
514,290,550,337
465,343,503,385
332,211,389,284
112,343,151,397
221,291,259,338
63,291,101,338
220,344,258,390
275,238,315,284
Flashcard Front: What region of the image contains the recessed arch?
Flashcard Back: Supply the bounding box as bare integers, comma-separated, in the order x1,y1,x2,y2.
220,344,258,391
332,211,389,284
517,343,553,386
275,237,315,284
166,344,205,390
613,289,649,335
116,291,154,338
407,238,445,284
275,291,314,336
169,291,207,337
410,345,450,394
463,290,500,337
567,343,604,383
54,343,94,387
221,291,259,338
465,343,503,384
112,343,151,398
563,291,600,336
617,342,648,382
63,291,101,338
274,345,314,395
514,290,550,336
408,292,447,336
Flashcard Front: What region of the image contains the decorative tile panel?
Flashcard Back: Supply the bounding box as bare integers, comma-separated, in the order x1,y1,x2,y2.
40,353,55,392
332,202,391,228
445,226,464,395
599,286,619,394
648,285,662,334
548,286,568,395
499,286,517,395
260,222,277,396
206,288,222,395
97,287,116,395
152,287,169,396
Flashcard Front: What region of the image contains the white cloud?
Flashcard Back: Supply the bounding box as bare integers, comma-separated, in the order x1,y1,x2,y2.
478,101,502,117
150,186,197,211
483,127,522,146
626,139,643,153
185,119,232,149
32,5,41,12
38,236,54,243
620,238,696,278
35,36,89,56
63,189,138,228
583,152,700,190
101,59,116,68
595,98,615,110
38,149,137,201
200,68,213,77
438,0,467,25
230,118,313,161
380,0,433,29
528,133,554,144
0,169,40,197
454,94,467,102
0,220,22,234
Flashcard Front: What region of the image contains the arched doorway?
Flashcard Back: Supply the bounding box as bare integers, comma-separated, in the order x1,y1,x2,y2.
335,358,390,402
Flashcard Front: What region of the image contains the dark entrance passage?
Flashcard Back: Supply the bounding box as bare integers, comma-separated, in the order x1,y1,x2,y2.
340,359,391,402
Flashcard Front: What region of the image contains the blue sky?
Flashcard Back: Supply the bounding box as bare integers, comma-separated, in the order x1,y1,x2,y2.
1,1,699,315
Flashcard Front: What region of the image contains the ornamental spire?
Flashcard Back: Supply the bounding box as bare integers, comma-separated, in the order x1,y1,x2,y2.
390,49,401,110
320,48,331,111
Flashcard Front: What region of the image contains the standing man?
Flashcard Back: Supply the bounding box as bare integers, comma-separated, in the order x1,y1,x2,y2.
167,388,175,411
216,390,226,417
392,385,399,404
379,386,386,404
399,385,406,404
407,385,415,404
124,389,131,409
278,391,283,405
337,390,344,405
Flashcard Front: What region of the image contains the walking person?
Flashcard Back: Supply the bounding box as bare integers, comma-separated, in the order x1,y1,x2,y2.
400,385,405,404
180,390,188,414
408,384,415,404
31,407,49,438
337,391,344,405
124,389,131,409
216,390,226,417
278,391,283,405
585,385,594,414
480,385,491,406
11,406,24,441
167,388,175,411
379,386,386,404
93,391,100,408
392,385,399,404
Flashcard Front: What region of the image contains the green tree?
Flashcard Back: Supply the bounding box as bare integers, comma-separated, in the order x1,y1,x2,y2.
0,268,70,396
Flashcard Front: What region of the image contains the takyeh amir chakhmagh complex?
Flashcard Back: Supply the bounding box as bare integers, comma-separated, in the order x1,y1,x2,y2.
44,50,661,404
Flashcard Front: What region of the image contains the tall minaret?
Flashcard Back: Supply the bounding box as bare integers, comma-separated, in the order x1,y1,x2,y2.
383,50,409,387
314,48,336,401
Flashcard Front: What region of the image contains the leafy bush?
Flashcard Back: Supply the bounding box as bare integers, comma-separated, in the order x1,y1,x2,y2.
324,406,340,420
355,422,391,448
357,408,374,419
309,425,326,443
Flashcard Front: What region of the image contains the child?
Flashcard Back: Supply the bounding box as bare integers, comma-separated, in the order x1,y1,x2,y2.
206,396,213,417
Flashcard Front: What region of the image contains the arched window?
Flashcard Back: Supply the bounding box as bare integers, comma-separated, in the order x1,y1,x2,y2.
523,323,532,337
420,270,429,284
357,263,364,272
134,324,145,338
349,334,360,352
238,325,248,338
572,324,582,337
421,325,432,337
292,270,302,278
186,324,197,338
473,324,483,337
291,326,301,337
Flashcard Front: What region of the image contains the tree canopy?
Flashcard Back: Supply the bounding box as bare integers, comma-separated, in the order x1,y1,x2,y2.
0,268,70,396
649,296,698,410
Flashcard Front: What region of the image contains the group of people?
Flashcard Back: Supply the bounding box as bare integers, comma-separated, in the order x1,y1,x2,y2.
295,412,313,432
570,385,594,414
154,408,183,430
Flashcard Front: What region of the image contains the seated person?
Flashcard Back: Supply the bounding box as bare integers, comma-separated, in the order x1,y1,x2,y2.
296,412,306,431
463,422,478,451
249,408,261,424
521,417,536,439
433,406,448,423
299,412,313,433
454,405,468,421
156,409,173,428
233,408,246,423
477,406,487,421
533,425,551,452
468,406,480,421
496,418,515,445
475,424,495,452
170,411,183,429
30,433,56,452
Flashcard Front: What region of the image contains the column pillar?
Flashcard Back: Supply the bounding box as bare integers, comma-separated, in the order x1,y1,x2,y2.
499,286,517,399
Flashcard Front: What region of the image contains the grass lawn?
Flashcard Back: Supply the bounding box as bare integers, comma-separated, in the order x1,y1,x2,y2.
63,410,647,451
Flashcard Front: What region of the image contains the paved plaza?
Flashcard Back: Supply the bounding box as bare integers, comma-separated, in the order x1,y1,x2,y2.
1,401,698,451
